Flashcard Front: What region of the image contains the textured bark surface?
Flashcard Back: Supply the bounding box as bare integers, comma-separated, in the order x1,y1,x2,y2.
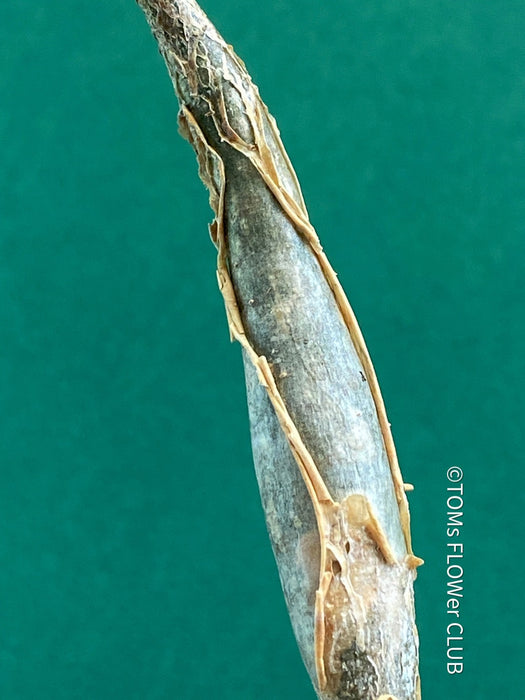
136,1,423,698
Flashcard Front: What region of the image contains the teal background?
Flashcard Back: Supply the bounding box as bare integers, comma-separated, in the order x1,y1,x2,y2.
1,1,523,697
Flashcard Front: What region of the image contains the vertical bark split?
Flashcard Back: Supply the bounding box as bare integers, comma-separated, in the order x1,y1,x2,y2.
136,1,423,697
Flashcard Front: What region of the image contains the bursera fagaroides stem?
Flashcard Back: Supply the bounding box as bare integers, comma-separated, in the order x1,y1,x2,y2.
137,1,423,698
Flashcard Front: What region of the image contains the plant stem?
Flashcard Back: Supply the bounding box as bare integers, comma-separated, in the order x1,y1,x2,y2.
136,1,423,697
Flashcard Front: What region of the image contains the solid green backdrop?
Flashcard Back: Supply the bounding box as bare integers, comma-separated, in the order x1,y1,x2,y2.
1,1,524,697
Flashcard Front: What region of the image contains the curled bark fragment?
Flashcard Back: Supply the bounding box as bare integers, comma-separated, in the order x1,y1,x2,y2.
136,1,423,698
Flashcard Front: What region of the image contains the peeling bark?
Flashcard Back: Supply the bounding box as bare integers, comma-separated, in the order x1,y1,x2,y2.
136,1,423,698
